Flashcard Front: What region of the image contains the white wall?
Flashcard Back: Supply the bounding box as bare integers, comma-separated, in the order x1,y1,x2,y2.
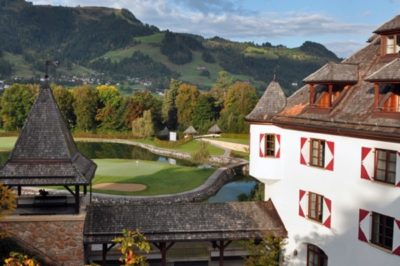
249,124,400,266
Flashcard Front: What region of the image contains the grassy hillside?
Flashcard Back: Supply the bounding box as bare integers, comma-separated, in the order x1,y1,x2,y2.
0,0,340,95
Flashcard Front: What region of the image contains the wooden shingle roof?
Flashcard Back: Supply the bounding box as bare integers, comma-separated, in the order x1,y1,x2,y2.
208,124,222,134
183,126,198,135
303,62,359,83
374,15,400,34
365,58,400,82
83,200,287,243
246,81,286,122
0,82,96,186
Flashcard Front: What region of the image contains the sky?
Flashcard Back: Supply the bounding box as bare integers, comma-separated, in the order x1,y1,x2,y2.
30,0,400,58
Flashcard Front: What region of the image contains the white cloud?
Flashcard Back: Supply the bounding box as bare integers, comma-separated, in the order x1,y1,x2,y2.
324,41,366,58
31,0,374,56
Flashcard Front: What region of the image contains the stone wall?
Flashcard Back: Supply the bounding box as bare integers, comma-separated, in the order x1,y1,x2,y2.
0,214,85,266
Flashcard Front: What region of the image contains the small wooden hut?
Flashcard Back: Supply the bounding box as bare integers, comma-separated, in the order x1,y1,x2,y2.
183,126,198,138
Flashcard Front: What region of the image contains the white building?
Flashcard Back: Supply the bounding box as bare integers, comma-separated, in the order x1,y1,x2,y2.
246,15,400,265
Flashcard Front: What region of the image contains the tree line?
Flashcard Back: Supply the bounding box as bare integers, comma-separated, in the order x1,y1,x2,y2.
0,71,258,136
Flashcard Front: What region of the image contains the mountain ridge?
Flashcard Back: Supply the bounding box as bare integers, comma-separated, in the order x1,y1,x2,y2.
0,0,339,94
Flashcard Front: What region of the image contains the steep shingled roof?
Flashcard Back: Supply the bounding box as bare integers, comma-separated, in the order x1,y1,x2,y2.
303,62,359,83
246,81,286,122
183,126,198,135
0,82,96,186
208,124,222,134
365,58,400,82
374,15,400,34
84,200,287,243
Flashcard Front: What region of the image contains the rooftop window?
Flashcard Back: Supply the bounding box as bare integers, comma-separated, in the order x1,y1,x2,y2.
373,83,400,114
381,34,400,56
309,84,350,109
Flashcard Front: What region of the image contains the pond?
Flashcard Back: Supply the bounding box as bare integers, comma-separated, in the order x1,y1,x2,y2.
0,141,258,202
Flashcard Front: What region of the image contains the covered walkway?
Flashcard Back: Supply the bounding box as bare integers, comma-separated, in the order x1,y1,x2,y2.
83,200,286,266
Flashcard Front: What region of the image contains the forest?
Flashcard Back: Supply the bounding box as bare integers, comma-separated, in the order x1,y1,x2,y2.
0,71,259,136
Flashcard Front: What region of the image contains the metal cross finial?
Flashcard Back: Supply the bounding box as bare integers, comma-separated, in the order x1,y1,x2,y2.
44,60,60,80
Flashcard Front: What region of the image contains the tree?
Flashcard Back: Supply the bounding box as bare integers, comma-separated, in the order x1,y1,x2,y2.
124,91,161,130
72,85,98,131
175,83,199,129
95,85,123,130
131,110,154,139
0,184,16,220
219,81,257,133
113,229,150,266
52,85,76,129
210,71,234,115
192,94,218,133
243,235,285,266
161,80,180,130
4,252,40,266
0,84,39,131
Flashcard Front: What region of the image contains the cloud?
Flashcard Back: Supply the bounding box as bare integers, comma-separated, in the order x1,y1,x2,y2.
31,0,374,57
324,41,366,58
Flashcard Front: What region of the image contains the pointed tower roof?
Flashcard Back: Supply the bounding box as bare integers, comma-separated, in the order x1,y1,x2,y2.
245,81,286,122
0,82,96,186
208,124,222,134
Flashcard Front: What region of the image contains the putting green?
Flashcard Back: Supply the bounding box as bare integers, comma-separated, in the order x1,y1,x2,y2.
93,159,214,196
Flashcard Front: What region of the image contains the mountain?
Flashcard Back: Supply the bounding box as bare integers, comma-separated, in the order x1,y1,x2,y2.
0,0,339,94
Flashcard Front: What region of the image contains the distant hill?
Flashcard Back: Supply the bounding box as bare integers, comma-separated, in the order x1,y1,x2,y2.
0,0,339,94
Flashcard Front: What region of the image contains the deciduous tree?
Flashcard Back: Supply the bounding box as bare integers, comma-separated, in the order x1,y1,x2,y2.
175,83,199,129
72,85,98,131
52,85,76,129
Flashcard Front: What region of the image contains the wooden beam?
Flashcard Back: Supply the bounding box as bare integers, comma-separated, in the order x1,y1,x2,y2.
83,185,87,195
64,185,75,196
309,84,315,106
75,185,80,214
374,83,380,110
102,243,107,266
328,84,333,107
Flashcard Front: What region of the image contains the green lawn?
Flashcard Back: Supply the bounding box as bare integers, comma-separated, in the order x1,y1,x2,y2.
210,137,249,145
132,139,225,156
93,159,214,196
0,137,17,151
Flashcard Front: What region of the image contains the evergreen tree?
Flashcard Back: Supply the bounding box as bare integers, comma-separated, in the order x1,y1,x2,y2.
161,79,180,130
192,94,218,133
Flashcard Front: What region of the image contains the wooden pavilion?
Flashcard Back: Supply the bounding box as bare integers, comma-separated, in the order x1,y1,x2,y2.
0,81,97,214
83,200,286,266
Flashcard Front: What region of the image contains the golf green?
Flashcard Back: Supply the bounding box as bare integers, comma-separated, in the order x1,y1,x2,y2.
92,159,214,196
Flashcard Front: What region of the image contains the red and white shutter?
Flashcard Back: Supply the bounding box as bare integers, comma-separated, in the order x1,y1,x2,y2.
324,141,335,171
361,147,374,180
396,152,400,187
300,137,309,165
358,209,370,243
299,190,308,218
259,134,265,157
392,219,400,256
322,197,332,228
275,134,281,158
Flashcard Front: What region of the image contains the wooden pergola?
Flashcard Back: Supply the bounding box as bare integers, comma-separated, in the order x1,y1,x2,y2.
83,200,287,266
0,82,96,214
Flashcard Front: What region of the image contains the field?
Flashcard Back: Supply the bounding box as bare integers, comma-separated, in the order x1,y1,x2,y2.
92,159,214,195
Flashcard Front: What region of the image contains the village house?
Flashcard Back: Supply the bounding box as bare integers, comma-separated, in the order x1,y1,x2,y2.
246,15,400,265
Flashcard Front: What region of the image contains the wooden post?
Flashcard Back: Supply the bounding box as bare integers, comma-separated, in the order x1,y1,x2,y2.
160,242,166,266
84,185,87,195
374,83,380,110
328,84,333,107
219,240,224,266
309,84,315,106
17,186,21,196
90,181,92,203
83,243,90,265
102,243,107,266
75,185,80,214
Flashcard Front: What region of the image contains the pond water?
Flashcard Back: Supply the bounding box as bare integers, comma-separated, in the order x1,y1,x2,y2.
0,141,258,202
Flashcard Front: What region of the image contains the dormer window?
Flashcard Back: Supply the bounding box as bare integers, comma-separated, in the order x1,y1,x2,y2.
303,62,358,111
366,58,400,115
373,83,400,113
381,34,400,55
309,83,350,109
